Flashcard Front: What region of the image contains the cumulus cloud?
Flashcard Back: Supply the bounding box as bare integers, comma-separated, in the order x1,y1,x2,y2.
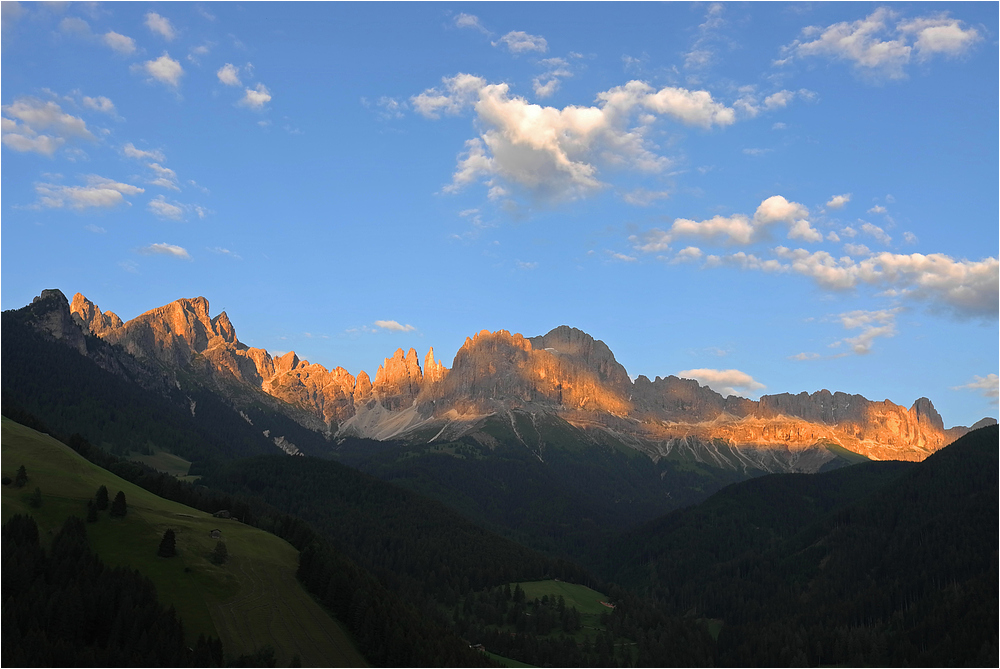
495,30,548,54
952,374,999,399
411,73,486,119
1,97,94,154
780,8,980,79
148,162,180,190
123,142,166,162
868,204,887,214
898,15,982,59
102,30,136,55
136,53,184,88
240,83,272,110
676,368,766,398
374,320,416,332
774,247,998,318
81,95,116,115
631,195,816,250
32,175,144,210
148,195,186,220
145,12,176,41
860,221,892,245
671,246,704,263
833,308,900,354
533,57,572,99
420,76,737,202
217,63,241,86
140,243,191,259
826,193,851,209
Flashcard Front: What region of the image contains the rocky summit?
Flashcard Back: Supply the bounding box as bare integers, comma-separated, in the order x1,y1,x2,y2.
62,290,992,471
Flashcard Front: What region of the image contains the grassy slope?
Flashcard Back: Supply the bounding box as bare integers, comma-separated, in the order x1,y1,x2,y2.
515,579,611,617
1,417,366,667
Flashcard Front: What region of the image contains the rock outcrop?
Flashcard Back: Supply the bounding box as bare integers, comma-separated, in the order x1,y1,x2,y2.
63,290,989,467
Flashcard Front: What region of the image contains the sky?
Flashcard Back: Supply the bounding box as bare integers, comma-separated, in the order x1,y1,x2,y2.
2,2,997,429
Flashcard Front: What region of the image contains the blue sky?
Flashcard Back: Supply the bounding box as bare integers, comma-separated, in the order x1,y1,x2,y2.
2,2,997,428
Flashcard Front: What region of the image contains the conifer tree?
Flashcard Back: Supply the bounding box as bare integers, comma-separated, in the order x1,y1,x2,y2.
211,540,228,565
158,529,177,557
109,490,127,517
28,486,42,508
95,484,109,510
14,464,28,488
86,500,98,523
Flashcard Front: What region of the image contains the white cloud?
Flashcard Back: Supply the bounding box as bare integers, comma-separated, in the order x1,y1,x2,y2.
631,195,815,250
834,308,900,354
148,162,180,190
774,247,999,318
123,143,166,162
782,8,981,79
764,90,795,109
59,16,90,36
148,195,185,220
495,30,547,54
141,243,191,260
826,193,851,209
533,58,572,99
240,83,272,110
743,148,772,156
454,13,489,34
33,175,144,210
868,204,887,214
952,374,999,399
843,243,872,256
607,250,637,262
217,63,241,87
411,73,486,119
145,12,176,41
676,368,766,398
429,77,735,201
898,15,981,59
860,221,892,245
102,30,136,55
82,95,116,114
672,246,704,263
137,53,184,88
787,219,823,243
903,231,918,244
374,320,416,332
789,352,821,361
2,97,94,141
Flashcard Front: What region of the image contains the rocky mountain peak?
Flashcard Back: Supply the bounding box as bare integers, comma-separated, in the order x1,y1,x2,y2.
26,289,87,355
423,347,448,385
910,397,945,432
529,325,632,393
70,292,123,337
373,347,424,410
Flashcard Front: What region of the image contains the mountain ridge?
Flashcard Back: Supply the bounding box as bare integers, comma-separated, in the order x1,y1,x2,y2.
56,289,994,469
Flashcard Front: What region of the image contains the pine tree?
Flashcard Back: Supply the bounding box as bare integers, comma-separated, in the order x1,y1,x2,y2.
95,485,109,510
28,486,42,508
158,529,176,557
14,464,28,488
86,500,98,523
109,490,127,517
211,540,228,565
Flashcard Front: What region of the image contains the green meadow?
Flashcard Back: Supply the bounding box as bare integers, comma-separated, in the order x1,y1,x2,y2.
514,579,614,617
1,417,366,667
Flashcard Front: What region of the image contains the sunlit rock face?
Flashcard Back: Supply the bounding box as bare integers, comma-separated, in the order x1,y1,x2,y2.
67,292,980,465
373,348,423,411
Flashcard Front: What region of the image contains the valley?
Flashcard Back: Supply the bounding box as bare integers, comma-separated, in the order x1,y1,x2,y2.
2,288,996,667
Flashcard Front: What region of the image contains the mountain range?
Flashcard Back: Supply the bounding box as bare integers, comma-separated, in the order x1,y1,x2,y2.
56,289,990,472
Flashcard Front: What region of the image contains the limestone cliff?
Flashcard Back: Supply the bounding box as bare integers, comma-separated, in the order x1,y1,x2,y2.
64,292,988,467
